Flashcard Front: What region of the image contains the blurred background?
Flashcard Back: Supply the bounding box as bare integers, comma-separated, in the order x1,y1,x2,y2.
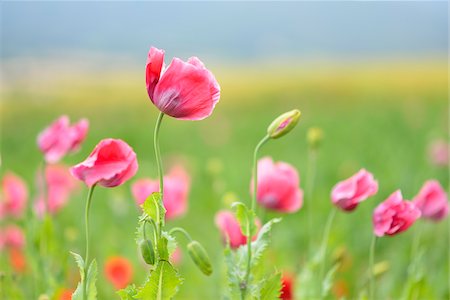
1,1,448,299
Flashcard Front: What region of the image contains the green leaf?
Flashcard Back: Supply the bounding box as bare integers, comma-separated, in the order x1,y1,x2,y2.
136,261,183,300
223,246,245,299
231,202,257,237
158,236,169,261
260,272,282,300
162,231,177,256
86,259,98,300
142,192,166,225
70,252,85,300
117,284,138,300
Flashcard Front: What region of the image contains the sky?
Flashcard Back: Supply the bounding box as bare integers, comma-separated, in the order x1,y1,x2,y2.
1,1,448,62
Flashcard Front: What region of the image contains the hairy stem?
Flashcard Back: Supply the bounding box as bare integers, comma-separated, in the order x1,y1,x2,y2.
170,227,193,243
83,185,96,300
153,112,165,236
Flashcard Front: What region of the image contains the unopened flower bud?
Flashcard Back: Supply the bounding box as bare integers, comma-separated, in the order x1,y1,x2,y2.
187,241,213,276
139,239,155,265
307,127,324,149
267,109,301,139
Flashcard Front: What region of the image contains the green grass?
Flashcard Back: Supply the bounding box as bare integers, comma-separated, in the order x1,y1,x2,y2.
1,60,448,299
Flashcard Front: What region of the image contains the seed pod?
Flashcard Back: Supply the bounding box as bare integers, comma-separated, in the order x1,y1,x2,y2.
267,109,301,139
140,239,155,265
187,241,213,276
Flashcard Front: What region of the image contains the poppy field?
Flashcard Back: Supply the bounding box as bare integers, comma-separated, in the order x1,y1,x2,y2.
0,50,448,300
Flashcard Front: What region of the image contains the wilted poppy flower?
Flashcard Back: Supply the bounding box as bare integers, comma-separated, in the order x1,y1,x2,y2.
413,180,449,221
251,157,303,213
373,190,421,237
3,225,25,249
214,210,260,249
331,169,378,212
146,46,220,120
104,256,133,290
280,272,294,300
37,115,89,163
131,166,190,219
428,139,449,167
71,139,138,188
0,172,28,219
35,164,78,216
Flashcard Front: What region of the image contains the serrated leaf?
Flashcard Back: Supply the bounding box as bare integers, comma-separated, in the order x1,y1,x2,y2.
162,231,177,256
224,246,245,299
86,259,98,300
135,261,183,300
158,237,169,261
142,192,166,226
260,272,282,300
117,284,138,300
72,282,83,300
232,202,257,237
321,262,339,298
71,252,85,300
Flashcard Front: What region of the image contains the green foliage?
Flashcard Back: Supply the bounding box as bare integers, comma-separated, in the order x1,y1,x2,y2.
117,285,138,300
142,192,166,227
259,272,282,300
187,241,213,276
231,202,257,237
224,218,282,299
135,261,183,300
71,253,98,300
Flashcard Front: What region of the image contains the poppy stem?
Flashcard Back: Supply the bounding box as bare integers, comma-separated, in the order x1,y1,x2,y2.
369,235,377,300
241,134,270,299
318,207,337,297
306,148,317,255
153,111,165,236
170,227,193,243
83,184,96,300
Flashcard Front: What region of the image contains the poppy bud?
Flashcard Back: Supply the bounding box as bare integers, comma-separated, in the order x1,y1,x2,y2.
307,127,324,150
187,241,213,276
267,109,301,139
139,239,155,265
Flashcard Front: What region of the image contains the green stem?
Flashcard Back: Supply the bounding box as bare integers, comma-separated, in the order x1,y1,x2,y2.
169,227,193,243
83,185,96,300
369,235,377,300
241,135,270,299
153,112,165,236
318,207,337,296
251,135,270,211
144,219,158,246
306,148,317,255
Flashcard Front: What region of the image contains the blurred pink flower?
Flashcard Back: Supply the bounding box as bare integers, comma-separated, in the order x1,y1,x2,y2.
428,139,449,167
37,115,89,163
170,247,182,266
413,180,449,221
71,139,138,188
2,225,25,249
35,164,79,217
251,157,303,213
131,166,190,220
214,210,260,249
0,172,28,219
373,190,421,237
146,46,220,120
331,169,378,212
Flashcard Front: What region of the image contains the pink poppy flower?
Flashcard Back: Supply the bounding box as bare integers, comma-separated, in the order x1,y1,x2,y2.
428,139,449,167
131,166,190,220
37,115,89,163
413,180,449,221
146,46,220,120
331,169,378,212
251,157,303,213
71,139,138,188
3,225,25,249
214,210,260,249
1,172,28,219
170,247,182,266
35,164,79,216
373,190,421,237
